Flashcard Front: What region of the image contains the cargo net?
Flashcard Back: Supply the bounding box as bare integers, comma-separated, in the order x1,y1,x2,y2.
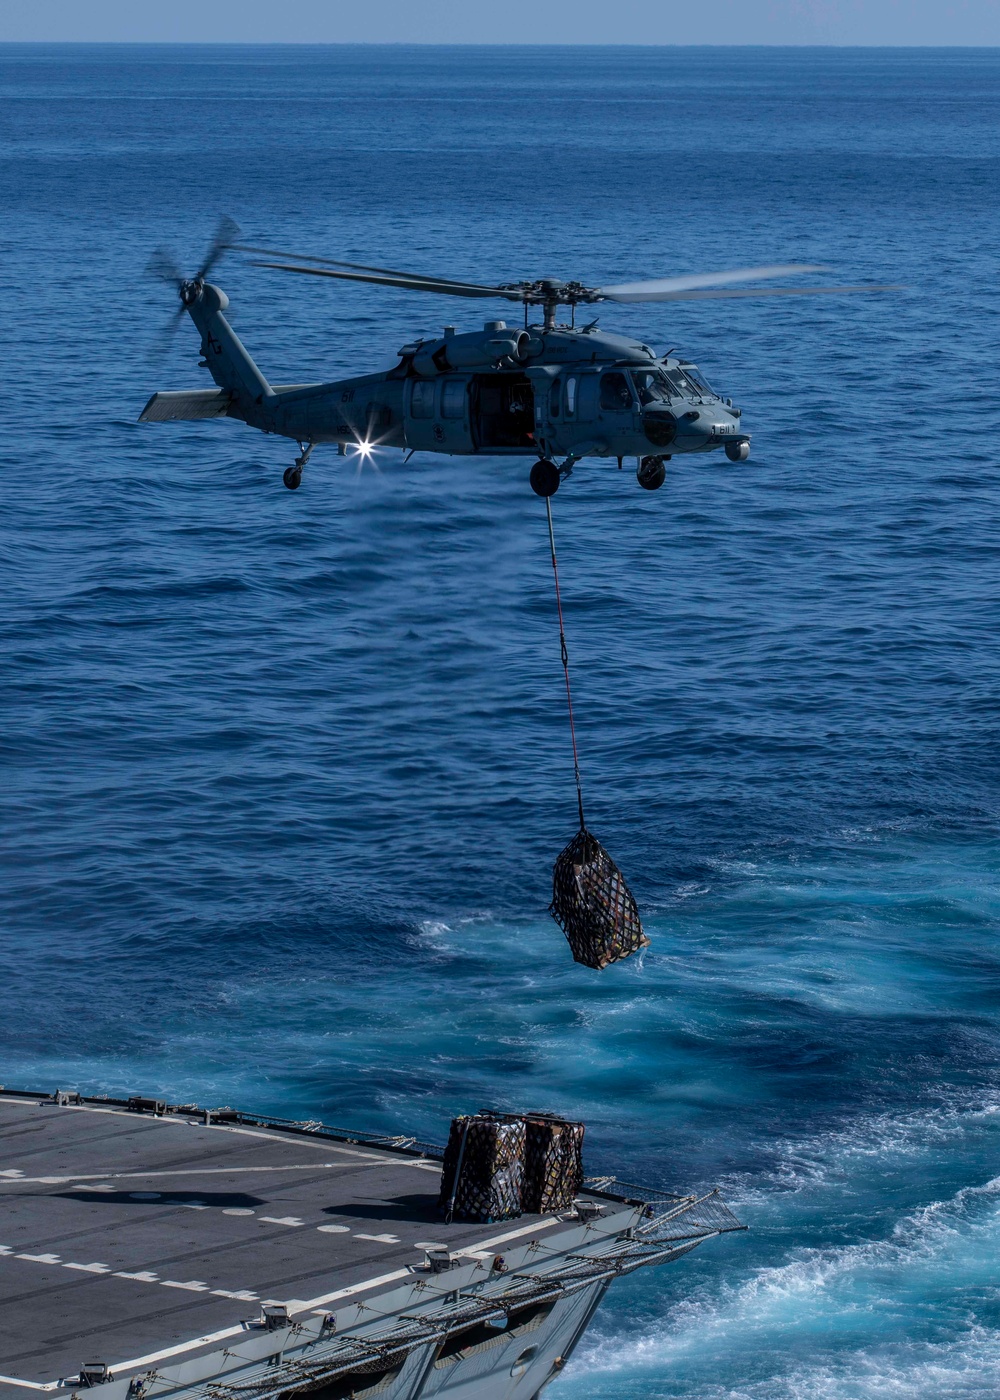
439,1111,586,1223
438,1114,525,1224
522,1115,585,1214
549,827,650,970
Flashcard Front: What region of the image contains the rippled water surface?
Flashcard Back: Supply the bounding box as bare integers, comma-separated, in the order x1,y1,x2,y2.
3,43,1000,1399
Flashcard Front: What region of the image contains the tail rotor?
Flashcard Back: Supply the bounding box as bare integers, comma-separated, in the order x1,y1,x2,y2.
145,247,184,287
145,216,241,360
195,215,241,283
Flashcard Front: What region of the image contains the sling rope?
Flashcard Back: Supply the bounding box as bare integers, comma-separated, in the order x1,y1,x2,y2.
545,497,586,832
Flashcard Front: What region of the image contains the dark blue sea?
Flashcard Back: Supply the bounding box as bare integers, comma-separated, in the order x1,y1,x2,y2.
3,42,1000,1398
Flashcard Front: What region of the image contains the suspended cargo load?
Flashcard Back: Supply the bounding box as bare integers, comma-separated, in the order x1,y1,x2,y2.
522,1113,585,1214
438,1113,525,1223
550,827,649,970
540,498,650,968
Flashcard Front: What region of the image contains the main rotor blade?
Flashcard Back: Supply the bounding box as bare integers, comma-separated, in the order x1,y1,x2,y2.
607,284,902,303
599,264,828,302
252,260,524,301
235,242,494,292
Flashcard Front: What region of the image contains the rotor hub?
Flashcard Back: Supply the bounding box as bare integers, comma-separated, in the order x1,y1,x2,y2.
497,278,600,308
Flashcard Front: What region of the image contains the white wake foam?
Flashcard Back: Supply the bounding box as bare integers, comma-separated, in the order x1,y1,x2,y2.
561,1164,1000,1399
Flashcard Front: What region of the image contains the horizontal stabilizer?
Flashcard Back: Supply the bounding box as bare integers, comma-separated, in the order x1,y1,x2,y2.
139,388,233,423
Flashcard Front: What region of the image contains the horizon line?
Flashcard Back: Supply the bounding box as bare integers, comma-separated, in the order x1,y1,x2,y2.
1,40,999,50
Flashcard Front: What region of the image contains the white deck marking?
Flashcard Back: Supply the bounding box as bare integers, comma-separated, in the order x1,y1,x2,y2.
92,1324,253,1374
99,1260,426,1375
0,1224,558,1295
300,1268,415,1312
0,1163,353,1186
302,1218,564,1318
199,1122,405,1163
466,1218,562,1250
0,1099,417,1168
0,1219,573,1384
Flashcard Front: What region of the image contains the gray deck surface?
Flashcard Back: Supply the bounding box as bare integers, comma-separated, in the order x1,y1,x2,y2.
0,1096,547,1392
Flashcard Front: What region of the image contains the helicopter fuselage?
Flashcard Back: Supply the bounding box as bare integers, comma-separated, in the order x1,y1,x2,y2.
282,322,748,463
140,283,751,479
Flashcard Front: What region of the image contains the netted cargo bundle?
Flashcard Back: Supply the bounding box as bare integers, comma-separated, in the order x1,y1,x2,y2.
549,827,649,970
521,1114,585,1214
438,1114,525,1224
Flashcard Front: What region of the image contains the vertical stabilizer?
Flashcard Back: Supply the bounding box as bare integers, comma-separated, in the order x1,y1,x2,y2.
184,282,274,421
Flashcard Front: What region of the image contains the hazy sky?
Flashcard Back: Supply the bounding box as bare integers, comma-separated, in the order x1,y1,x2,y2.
1,0,997,46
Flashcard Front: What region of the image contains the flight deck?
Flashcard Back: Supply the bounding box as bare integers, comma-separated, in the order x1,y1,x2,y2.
0,1091,743,1400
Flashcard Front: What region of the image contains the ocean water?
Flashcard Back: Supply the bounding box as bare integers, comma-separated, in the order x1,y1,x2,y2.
3,42,1000,1398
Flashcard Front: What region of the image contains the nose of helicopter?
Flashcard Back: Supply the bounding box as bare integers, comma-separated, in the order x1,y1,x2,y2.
666,406,744,450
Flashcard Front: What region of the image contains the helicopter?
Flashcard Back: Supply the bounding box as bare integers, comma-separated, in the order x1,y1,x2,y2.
141,221,893,495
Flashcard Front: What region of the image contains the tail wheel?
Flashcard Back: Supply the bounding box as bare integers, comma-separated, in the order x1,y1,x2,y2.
283,466,303,490
637,456,666,491
530,459,560,497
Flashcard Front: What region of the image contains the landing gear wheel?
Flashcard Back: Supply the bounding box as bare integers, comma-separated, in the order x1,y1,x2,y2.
725,440,750,463
637,456,666,491
283,466,303,490
530,459,560,497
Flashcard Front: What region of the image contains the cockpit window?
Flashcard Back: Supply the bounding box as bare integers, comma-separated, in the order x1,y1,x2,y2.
661,368,697,397
630,370,672,406
600,372,633,411
667,364,714,397
685,366,714,395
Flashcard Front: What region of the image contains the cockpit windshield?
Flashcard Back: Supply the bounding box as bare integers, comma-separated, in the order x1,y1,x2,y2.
663,364,714,398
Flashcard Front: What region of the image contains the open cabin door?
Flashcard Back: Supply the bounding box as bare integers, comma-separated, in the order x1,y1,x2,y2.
471,374,535,451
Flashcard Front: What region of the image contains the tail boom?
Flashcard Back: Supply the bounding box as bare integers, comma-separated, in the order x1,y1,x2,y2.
184,282,274,424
